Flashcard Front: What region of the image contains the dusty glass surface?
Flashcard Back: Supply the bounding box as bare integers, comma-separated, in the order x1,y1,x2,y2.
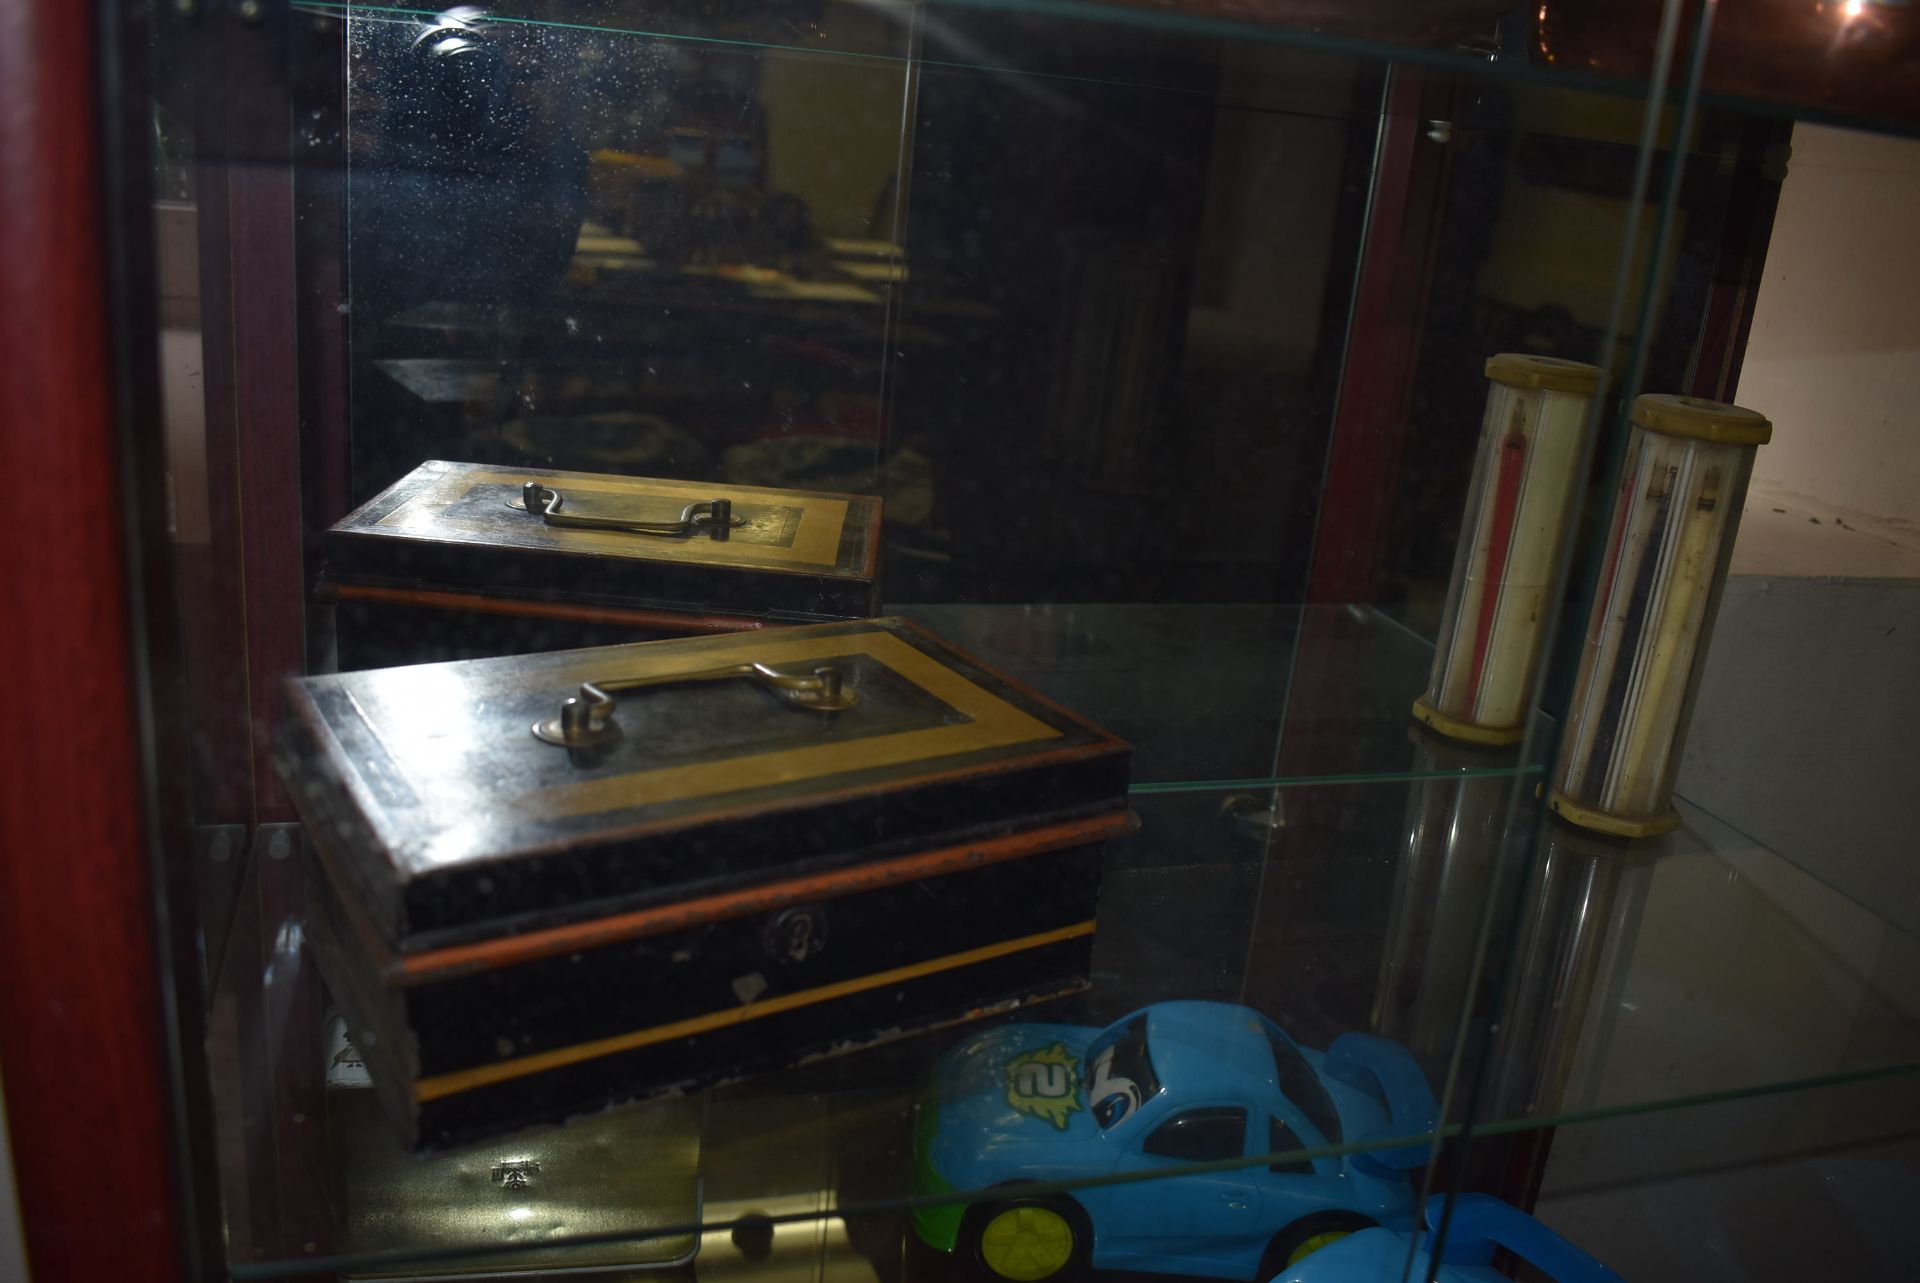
338,4,913,509
110,2,1920,1282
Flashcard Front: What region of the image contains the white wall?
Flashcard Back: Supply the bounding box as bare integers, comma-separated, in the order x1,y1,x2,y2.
0,1069,28,1282
1739,123,1920,531
1684,124,1920,918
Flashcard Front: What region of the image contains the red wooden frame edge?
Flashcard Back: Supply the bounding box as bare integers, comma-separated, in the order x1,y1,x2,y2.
0,1,209,1278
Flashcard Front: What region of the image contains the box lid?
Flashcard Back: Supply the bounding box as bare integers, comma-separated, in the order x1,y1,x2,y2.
280,618,1130,951
321,460,883,621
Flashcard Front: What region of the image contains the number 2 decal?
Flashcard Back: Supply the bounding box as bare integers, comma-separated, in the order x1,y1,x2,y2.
1005,1043,1083,1130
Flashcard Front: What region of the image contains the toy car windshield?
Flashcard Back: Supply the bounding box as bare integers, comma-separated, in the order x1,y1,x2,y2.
1085,1014,1161,1128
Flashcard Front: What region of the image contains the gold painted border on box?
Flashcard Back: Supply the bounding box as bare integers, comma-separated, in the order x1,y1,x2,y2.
373,469,851,570
413,919,1097,1102
517,631,1063,819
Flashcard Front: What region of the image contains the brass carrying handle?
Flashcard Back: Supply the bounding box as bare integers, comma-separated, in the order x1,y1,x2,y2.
520,481,747,539
532,661,857,747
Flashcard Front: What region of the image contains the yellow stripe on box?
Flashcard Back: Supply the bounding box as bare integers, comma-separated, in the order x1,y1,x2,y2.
522,630,1062,819
414,919,1099,1102
344,628,1065,827
373,470,851,569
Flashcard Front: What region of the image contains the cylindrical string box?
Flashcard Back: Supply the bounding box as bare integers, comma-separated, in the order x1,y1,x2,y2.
1549,394,1773,838
1414,354,1602,745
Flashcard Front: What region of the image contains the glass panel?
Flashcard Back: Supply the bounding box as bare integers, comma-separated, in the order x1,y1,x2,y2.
929,0,1920,141
1530,1069,1920,1283
336,4,915,508
1419,9,1920,1271
1467,797,1920,1134
104,2,1920,1282
897,603,1534,788
1406,1,1708,1266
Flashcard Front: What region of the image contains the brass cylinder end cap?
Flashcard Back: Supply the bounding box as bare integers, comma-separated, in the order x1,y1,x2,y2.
1484,353,1602,395
1632,393,1772,446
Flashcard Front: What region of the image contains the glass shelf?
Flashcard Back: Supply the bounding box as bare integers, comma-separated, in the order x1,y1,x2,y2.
264,0,1920,152
285,0,1586,110
1471,794,1920,1128
896,603,1545,791
930,0,1920,143
921,0,1920,145
1530,1051,1920,1282
216,745,1920,1279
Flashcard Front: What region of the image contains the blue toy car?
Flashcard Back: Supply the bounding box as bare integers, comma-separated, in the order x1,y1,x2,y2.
911,1001,1439,1283
1269,1195,1624,1283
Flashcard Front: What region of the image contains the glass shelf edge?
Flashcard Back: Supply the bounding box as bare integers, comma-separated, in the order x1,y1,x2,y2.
226,1058,1920,1280
1670,793,1920,950
1129,764,1543,796
303,0,1920,145
296,0,1704,116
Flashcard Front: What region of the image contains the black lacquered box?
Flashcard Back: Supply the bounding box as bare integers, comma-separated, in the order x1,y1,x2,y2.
318,460,884,668
279,618,1130,1148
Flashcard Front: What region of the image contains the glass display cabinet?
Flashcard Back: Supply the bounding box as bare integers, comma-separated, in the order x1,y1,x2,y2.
2,2,1917,1282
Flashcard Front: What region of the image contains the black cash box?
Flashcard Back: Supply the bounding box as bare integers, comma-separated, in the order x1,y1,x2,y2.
279,618,1131,1147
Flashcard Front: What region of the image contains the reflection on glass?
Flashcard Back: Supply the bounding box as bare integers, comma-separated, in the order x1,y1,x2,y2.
124,4,1914,1280
344,3,912,516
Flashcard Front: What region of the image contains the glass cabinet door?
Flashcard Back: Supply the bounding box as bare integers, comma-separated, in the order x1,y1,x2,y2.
3,3,1914,1282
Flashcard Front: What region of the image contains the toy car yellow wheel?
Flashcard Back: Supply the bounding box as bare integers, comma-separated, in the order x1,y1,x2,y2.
1285,1230,1352,1265
1259,1212,1377,1277
965,1196,1091,1283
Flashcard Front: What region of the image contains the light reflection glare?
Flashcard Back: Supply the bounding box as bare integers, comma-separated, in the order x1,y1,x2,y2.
1844,0,1866,18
